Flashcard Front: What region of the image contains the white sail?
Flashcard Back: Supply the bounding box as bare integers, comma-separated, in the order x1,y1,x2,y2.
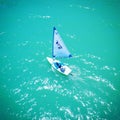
52,27,72,58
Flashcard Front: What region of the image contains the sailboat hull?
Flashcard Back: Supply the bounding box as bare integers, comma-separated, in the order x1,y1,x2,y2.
46,57,72,75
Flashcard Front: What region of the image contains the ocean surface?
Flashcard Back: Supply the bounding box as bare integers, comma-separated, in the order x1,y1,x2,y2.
0,0,120,120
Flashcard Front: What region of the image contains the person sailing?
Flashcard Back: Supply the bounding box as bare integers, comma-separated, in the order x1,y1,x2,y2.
55,62,65,72
56,62,61,68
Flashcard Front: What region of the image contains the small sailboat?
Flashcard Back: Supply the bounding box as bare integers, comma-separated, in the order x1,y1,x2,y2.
47,27,72,75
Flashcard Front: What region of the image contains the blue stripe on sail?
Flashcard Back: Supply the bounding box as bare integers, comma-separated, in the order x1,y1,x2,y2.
52,27,72,58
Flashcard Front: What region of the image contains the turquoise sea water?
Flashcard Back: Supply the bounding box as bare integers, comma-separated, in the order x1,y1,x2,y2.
0,0,120,120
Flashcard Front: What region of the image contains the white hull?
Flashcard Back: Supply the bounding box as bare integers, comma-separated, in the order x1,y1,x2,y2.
46,57,71,75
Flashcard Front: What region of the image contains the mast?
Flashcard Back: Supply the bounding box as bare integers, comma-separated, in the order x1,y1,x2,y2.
52,27,56,58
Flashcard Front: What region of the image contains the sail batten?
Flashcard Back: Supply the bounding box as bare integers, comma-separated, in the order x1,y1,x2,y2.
52,27,72,58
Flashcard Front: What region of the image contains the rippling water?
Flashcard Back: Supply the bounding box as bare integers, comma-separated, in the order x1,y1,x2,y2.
0,0,120,120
